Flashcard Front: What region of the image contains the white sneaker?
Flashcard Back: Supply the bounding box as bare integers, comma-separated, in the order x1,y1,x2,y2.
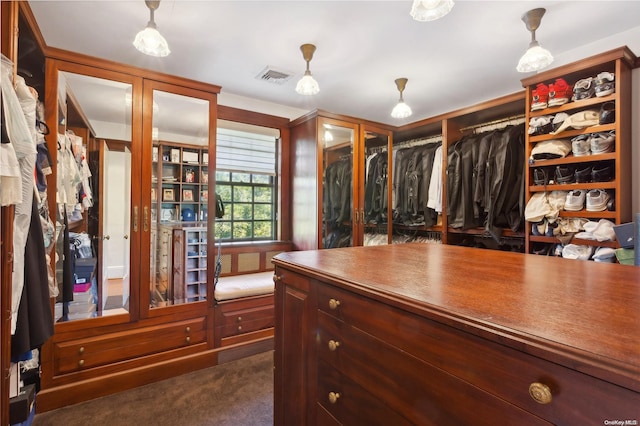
585,189,610,212
564,190,585,211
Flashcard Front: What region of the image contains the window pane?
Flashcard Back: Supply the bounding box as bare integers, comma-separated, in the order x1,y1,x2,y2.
254,204,272,220
232,173,251,183
216,222,232,239
254,187,272,203
233,222,252,239
254,221,272,238
233,186,252,202
217,184,231,201
233,203,252,220
253,174,271,184
216,171,230,181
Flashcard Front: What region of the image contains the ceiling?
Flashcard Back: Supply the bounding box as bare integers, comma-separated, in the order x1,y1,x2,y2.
28,1,640,127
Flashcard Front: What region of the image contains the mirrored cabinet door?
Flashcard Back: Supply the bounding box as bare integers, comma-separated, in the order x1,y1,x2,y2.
146,84,214,309
50,62,141,324
319,118,357,249
361,126,392,246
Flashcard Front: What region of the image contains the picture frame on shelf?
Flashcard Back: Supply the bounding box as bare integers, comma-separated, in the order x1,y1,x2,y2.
163,188,175,201
184,168,195,183
201,170,208,183
171,148,180,163
183,189,194,202
151,188,157,201
201,190,208,202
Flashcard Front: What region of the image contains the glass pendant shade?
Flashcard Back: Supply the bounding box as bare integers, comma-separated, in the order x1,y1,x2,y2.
410,0,454,22
391,101,412,119
296,71,320,96
133,26,170,57
517,42,553,73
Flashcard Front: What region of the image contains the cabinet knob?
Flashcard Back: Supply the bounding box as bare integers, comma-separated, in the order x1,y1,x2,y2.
185,336,191,344
78,359,84,367
529,382,552,404
328,392,341,404
237,316,242,322
273,275,282,283
185,326,191,333
329,298,341,310
328,340,341,351
237,325,243,331
78,346,85,355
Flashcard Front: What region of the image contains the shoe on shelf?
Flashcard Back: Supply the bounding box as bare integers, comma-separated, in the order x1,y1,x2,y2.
532,242,551,256
586,189,611,212
599,102,615,125
548,78,572,106
531,83,550,111
555,165,576,184
592,246,616,263
562,244,594,260
589,131,615,154
528,115,554,135
552,113,569,133
533,168,550,185
571,134,590,156
595,72,615,97
573,77,595,101
591,164,613,182
564,190,586,211
574,166,592,183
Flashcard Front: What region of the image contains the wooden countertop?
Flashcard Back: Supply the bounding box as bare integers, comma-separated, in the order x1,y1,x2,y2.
273,243,640,391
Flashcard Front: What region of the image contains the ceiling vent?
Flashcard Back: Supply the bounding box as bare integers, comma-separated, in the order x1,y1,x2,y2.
255,66,294,85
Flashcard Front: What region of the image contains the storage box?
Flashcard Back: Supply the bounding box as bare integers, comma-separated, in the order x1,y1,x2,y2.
74,257,96,284
10,384,35,425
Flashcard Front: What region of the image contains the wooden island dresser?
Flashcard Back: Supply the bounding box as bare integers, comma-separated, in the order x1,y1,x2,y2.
272,243,640,425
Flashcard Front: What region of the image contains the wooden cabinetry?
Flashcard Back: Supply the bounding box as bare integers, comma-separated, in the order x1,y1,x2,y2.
273,244,640,425
174,226,208,303
290,110,394,250
521,47,636,253
152,142,209,224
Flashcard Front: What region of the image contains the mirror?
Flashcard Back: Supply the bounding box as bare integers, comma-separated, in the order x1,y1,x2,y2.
149,90,209,307
54,71,132,322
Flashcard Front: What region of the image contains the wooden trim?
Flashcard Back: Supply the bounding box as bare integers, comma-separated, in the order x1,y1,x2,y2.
218,105,289,128
1,1,18,61
18,1,46,55
0,205,14,426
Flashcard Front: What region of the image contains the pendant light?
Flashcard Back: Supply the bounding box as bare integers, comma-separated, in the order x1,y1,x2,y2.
295,44,320,96
133,0,171,57
391,78,413,119
516,8,553,73
410,0,454,22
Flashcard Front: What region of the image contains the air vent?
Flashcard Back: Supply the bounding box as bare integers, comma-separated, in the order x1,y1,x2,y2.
255,66,294,85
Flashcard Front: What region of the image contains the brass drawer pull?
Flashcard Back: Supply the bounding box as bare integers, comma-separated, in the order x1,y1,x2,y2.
529,382,552,404
78,359,85,367
328,392,340,404
237,316,242,322
273,275,281,283
185,326,191,333
237,325,243,331
78,346,85,355
186,336,191,344
328,340,341,351
329,298,341,310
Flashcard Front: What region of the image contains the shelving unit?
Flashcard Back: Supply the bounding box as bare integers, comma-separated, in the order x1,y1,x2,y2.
171,226,208,303
152,142,209,224
521,46,636,253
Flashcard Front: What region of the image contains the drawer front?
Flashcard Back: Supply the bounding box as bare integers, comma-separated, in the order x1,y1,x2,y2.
217,303,274,338
317,285,640,424
54,317,206,374
318,311,550,426
317,359,413,426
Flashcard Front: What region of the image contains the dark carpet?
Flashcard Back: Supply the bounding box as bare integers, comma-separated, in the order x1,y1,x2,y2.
32,351,273,426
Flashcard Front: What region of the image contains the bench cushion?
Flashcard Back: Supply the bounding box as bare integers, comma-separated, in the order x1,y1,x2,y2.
215,271,274,301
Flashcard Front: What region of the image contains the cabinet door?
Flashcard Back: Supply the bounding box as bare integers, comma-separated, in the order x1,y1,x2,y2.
359,125,393,246
142,80,216,310
319,118,358,249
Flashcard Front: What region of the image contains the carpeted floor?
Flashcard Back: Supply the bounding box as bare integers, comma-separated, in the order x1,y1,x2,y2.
32,351,274,426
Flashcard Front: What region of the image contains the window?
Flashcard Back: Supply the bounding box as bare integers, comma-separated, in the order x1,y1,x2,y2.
215,126,278,241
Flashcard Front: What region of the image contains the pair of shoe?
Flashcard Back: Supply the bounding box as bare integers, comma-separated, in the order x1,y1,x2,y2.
571,131,616,156
565,189,611,212
573,72,615,101
528,111,571,136
531,219,557,237
531,78,573,111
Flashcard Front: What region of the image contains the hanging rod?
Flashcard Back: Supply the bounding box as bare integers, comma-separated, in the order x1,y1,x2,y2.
458,114,526,134
394,134,443,149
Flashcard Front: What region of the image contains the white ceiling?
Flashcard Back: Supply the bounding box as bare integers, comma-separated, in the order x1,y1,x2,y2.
28,1,640,127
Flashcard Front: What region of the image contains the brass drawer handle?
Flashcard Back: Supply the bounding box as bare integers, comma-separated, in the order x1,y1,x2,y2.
237,316,242,322
273,275,281,283
186,336,191,344
78,359,85,367
78,346,85,355
328,340,341,351
329,298,341,310
237,325,243,331
185,326,191,333
529,382,552,404
328,392,340,404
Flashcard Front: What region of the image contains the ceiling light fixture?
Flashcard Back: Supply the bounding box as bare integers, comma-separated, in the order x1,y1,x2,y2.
295,44,320,95
391,78,413,119
516,8,553,73
410,0,454,22
133,0,171,57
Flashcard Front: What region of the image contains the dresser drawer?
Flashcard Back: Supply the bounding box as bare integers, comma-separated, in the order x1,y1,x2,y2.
54,317,206,374
215,296,274,338
317,311,550,425
317,359,413,426
317,285,640,424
